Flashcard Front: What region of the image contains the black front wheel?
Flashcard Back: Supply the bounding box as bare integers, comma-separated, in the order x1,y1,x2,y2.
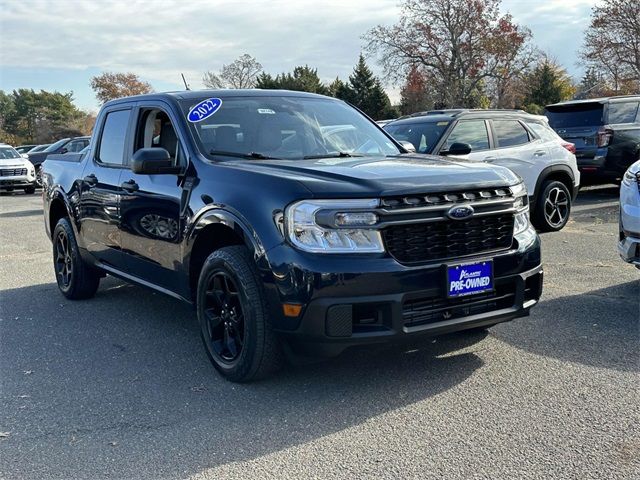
24,185,36,194
52,218,100,299
197,246,282,382
532,180,572,232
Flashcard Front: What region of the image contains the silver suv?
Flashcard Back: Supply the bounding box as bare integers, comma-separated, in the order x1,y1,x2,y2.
0,144,37,194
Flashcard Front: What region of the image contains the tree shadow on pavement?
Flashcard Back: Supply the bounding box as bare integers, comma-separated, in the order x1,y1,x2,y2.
0,278,486,479
492,280,639,373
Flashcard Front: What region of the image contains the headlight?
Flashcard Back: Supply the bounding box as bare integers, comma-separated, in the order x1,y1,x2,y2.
285,199,384,253
511,182,530,235
622,169,639,187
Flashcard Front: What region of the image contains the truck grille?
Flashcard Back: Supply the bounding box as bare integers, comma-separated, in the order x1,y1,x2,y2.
403,282,516,327
0,168,27,177
382,213,514,264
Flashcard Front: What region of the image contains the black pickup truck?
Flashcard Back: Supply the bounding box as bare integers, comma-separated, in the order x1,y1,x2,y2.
42,90,542,381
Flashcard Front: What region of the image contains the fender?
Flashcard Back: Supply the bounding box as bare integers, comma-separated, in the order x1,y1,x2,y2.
186,206,267,259
46,186,76,239
532,164,576,203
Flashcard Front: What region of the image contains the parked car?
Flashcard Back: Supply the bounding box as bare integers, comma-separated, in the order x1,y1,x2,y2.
384,110,580,231
0,143,37,194
28,144,51,153
28,136,90,185
619,159,640,268
545,96,640,183
42,90,542,382
15,145,37,154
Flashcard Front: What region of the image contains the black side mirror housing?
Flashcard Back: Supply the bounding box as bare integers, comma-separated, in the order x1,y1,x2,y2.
442,142,472,156
59,148,68,154
131,148,182,175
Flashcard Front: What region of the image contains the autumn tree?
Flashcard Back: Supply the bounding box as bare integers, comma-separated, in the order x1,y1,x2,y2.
580,0,640,94
364,0,532,108
202,54,263,89
256,66,329,94
399,66,436,114
90,72,153,104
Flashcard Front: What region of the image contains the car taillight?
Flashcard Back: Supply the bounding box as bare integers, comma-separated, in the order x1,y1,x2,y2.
561,141,576,154
596,127,613,147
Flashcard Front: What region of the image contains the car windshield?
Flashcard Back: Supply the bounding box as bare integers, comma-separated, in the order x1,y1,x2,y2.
545,104,604,128
31,144,50,152
180,95,401,160
0,146,22,159
384,120,450,153
43,139,69,153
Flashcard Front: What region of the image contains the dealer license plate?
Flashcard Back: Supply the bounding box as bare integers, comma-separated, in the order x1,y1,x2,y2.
446,261,493,298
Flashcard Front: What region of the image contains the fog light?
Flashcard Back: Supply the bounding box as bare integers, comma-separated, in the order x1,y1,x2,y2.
282,304,302,317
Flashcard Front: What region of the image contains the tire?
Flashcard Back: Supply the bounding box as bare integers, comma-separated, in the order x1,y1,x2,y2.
197,246,282,382
52,218,100,300
35,167,43,187
24,186,36,194
532,180,572,232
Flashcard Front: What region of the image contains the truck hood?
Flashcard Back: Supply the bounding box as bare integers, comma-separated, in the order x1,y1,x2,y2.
228,154,521,196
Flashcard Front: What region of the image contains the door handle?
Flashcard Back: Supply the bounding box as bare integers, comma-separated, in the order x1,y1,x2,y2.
483,156,496,162
121,180,139,193
83,174,98,186
534,150,546,157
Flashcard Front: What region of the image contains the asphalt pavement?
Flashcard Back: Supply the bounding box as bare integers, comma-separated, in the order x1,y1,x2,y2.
0,186,638,480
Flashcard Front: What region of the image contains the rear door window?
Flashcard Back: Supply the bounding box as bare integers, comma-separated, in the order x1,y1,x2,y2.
492,120,530,148
442,120,489,152
607,102,639,124
97,109,131,166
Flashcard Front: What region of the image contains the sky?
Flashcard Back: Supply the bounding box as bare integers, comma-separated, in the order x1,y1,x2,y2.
0,0,596,112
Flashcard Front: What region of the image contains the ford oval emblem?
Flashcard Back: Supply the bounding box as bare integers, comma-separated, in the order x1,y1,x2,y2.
447,205,474,220
187,98,222,123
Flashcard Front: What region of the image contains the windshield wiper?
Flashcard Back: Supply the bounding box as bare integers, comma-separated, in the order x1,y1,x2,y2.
209,150,280,160
303,152,364,159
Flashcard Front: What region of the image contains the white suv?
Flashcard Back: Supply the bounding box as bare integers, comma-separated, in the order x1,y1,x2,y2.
0,144,37,194
384,110,580,231
619,160,640,268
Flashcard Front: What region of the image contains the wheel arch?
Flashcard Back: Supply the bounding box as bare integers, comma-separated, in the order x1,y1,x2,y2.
186,209,267,301
532,165,576,205
48,190,73,239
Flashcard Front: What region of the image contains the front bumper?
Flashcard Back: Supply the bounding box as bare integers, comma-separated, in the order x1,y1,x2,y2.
619,179,640,265
0,174,36,189
262,228,543,357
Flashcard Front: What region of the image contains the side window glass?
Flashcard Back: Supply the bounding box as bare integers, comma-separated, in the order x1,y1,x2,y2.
97,110,130,165
444,120,489,152
493,120,530,148
608,102,639,124
135,108,184,167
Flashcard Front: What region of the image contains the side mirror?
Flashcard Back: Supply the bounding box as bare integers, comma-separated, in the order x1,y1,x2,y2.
442,142,472,156
59,148,68,154
21,153,29,159
131,148,182,175
399,140,416,153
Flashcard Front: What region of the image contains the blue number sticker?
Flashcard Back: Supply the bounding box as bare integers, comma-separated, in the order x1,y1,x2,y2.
187,98,222,123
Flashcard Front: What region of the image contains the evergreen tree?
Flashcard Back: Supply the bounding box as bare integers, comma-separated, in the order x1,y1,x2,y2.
337,54,395,119
521,58,575,112
255,66,328,94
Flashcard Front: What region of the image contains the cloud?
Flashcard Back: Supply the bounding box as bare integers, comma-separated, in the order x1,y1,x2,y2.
0,0,399,88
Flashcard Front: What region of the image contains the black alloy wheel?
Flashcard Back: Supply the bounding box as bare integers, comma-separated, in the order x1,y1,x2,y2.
203,270,246,363
54,229,73,289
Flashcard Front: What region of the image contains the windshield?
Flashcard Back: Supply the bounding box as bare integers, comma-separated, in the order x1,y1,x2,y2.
0,146,22,159
545,104,604,128
384,120,450,153
43,138,69,153
180,96,400,160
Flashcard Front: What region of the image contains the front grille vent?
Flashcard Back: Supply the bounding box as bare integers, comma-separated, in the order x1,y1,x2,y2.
382,213,514,264
0,168,27,177
380,188,511,210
